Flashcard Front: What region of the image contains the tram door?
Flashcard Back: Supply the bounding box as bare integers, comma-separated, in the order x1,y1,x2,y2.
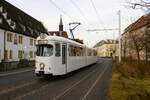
62,44,67,72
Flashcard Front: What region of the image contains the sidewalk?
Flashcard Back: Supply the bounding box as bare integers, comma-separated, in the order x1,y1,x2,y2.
0,67,34,77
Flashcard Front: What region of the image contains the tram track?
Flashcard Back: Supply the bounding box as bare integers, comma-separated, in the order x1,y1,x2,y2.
11,63,101,100
0,59,110,100
53,65,103,100
53,61,106,100
81,64,108,100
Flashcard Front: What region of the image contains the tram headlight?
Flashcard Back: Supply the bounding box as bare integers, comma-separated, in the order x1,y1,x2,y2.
40,63,45,70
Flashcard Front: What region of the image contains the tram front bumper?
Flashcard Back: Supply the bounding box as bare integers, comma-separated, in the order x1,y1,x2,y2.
35,68,52,76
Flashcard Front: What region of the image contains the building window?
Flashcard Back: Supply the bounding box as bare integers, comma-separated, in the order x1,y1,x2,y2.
30,51,33,58
7,32,13,42
4,50,13,59
55,43,60,57
18,35,23,44
30,38,33,46
9,50,13,59
14,34,18,45
4,50,8,59
18,50,24,59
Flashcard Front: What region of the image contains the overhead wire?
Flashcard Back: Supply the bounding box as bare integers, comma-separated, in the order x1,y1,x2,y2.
69,0,104,44
68,0,92,37
69,0,90,24
48,0,91,41
89,0,107,32
48,0,84,38
48,0,75,20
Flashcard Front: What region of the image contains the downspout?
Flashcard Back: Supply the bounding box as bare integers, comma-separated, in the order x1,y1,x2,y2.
4,31,6,61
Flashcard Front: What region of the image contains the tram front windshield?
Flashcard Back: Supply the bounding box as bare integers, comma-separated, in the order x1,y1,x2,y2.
36,45,53,57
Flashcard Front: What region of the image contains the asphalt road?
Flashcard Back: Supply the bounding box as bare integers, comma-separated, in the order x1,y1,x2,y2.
0,58,112,100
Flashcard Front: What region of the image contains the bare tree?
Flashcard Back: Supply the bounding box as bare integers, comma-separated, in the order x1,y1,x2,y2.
130,32,146,62
126,0,150,12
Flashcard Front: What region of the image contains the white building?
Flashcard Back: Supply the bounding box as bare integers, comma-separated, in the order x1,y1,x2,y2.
94,39,119,58
0,30,36,62
0,0,47,70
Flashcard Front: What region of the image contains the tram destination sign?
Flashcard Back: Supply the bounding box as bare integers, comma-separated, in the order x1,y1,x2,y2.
38,40,48,44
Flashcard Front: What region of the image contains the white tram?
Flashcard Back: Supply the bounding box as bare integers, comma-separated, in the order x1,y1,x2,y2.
35,34,97,76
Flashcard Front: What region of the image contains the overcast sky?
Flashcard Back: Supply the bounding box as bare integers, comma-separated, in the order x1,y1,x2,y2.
7,0,145,47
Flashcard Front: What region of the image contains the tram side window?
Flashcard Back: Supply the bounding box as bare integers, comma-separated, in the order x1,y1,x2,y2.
69,45,72,56
55,43,60,57
76,47,80,56
94,50,97,56
73,46,76,56
76,47,83,56
88,49,92,56
80,47,85,56
69,45,85,56
69,45,76,56
69,45,73,56
83,48,85,56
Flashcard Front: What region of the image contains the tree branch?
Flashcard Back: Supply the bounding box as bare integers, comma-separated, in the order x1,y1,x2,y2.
126,0,150,11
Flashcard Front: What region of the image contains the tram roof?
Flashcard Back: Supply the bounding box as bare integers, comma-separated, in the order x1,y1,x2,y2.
37,36,86,47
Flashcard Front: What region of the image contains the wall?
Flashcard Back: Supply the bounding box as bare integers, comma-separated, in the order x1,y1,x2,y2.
5,31,36,61
0,29,36,71
121,26,149,60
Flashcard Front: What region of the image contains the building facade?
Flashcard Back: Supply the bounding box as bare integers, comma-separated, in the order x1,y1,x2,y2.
0,0,47,70
94,39,118,58
121,13,150,61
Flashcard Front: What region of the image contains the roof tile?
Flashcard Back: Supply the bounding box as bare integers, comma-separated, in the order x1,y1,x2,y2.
0,0,47,38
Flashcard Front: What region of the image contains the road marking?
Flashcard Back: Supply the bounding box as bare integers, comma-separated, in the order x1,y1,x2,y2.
53,66,100,100
0,81,35,96
81,65,108,100
0,68,34,77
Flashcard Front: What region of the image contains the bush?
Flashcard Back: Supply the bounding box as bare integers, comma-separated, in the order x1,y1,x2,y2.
113,60,150,79
109,60,150,100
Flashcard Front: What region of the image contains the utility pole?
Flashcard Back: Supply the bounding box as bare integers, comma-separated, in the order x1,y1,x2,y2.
118,10,121,62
